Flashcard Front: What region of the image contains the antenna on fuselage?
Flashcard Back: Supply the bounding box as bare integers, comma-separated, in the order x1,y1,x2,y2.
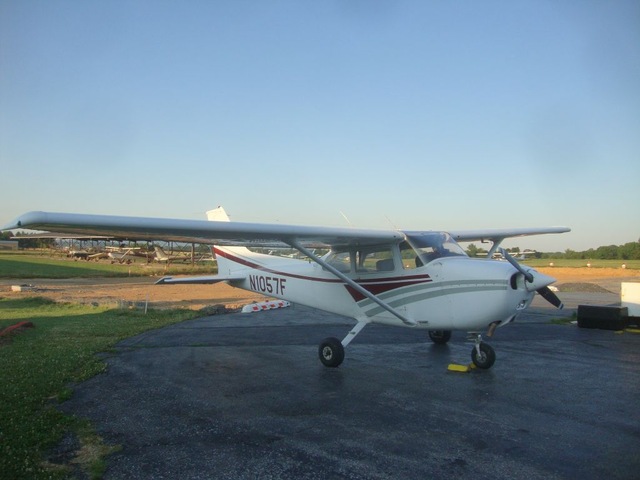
384,215,399,230
339,211,354,227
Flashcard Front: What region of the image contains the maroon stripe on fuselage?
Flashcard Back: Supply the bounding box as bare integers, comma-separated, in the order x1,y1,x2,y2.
345,277,431,301
214,247,432,295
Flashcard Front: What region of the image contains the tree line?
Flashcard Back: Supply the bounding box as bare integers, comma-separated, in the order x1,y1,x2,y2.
544,241,640,260
1,231,55,249
466,241,640,260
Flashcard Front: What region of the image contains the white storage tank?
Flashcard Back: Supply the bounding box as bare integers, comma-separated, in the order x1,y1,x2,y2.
621,282,640,317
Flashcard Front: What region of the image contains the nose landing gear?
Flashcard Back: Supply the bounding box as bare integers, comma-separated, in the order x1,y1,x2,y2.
471,334,496,369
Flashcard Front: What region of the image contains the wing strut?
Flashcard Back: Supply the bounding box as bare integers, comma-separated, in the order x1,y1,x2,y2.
486,237,505,258
287,240,417,326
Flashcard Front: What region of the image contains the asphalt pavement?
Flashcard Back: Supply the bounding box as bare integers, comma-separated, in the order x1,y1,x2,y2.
61,293,640,479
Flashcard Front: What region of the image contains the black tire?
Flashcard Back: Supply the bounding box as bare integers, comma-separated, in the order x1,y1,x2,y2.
471,342,496,369
318,337,344,368
428,330,452,345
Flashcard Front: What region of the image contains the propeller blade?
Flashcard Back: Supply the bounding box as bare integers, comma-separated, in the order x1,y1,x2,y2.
498,249,563,309
537,286,564,309
499,248,534,283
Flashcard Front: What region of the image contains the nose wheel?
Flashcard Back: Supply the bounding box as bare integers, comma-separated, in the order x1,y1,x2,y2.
471,336,496,369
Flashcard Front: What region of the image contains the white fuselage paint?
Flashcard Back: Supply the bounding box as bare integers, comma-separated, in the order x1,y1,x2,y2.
214,245,545,332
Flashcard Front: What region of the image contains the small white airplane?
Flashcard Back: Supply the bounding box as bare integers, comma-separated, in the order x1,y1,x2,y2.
2,207,570,370
490,249,537,260
153,246,191,263
105,246,145,264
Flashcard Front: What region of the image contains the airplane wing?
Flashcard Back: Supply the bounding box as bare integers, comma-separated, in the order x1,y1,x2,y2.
2,211,403,249
2,212,569,249
9,232,114,240
448,227,570,243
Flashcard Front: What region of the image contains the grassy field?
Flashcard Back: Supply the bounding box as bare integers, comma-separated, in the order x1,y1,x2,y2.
522,258,640,269
0,251,217,278
0,297,200,479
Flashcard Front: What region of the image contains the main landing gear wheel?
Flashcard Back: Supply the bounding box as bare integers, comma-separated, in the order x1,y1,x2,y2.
319,337,344,368
471,342,496,369
428,330,452,345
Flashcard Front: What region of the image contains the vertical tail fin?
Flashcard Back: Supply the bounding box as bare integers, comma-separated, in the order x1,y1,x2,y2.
206,206,252,275
153,246,169,261
206,206,230,222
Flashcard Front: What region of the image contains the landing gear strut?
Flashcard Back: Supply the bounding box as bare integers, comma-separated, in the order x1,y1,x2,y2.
470,335,496,369
318,320,368,368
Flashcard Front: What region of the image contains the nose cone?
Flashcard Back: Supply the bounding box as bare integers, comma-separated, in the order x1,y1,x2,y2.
524,269,557,292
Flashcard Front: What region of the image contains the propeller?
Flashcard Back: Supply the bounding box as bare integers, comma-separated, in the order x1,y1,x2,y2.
499,248,564,309
537,285,564,309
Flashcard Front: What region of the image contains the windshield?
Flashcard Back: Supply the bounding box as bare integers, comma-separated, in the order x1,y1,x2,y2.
401,232,467,268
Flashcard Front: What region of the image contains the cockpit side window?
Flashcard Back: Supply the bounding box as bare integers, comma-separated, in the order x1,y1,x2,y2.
356,246,395,273
324,245,396,275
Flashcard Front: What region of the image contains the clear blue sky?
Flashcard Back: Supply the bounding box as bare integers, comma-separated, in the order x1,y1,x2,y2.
1,1,638,252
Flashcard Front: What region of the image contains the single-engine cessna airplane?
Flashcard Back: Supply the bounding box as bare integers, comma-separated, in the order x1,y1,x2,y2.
153,246,192,263
2,207,570,370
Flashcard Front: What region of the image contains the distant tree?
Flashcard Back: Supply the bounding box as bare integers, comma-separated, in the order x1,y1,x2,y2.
14,233,55,249
546,242,640,260
564,249,578,259
595,245,618,260
466,243,487,257
619,242,640,260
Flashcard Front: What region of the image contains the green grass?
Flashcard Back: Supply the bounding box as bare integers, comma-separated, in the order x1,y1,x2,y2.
0,251,217,278
549,312,578,325
0,297,200,479
522,258,640,269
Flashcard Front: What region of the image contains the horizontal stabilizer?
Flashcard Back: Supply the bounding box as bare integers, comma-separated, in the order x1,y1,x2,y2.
156,274,245,285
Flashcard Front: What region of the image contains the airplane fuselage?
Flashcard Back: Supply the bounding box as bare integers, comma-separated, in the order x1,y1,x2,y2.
2,208,567,369
215,245,538,332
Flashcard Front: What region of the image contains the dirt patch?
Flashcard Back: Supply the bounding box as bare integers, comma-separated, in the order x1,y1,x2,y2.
537,267,640,282
537,267,640,295
1,278,269,311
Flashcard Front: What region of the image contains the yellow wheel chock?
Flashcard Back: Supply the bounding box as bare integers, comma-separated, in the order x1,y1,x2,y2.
447,363,477,373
